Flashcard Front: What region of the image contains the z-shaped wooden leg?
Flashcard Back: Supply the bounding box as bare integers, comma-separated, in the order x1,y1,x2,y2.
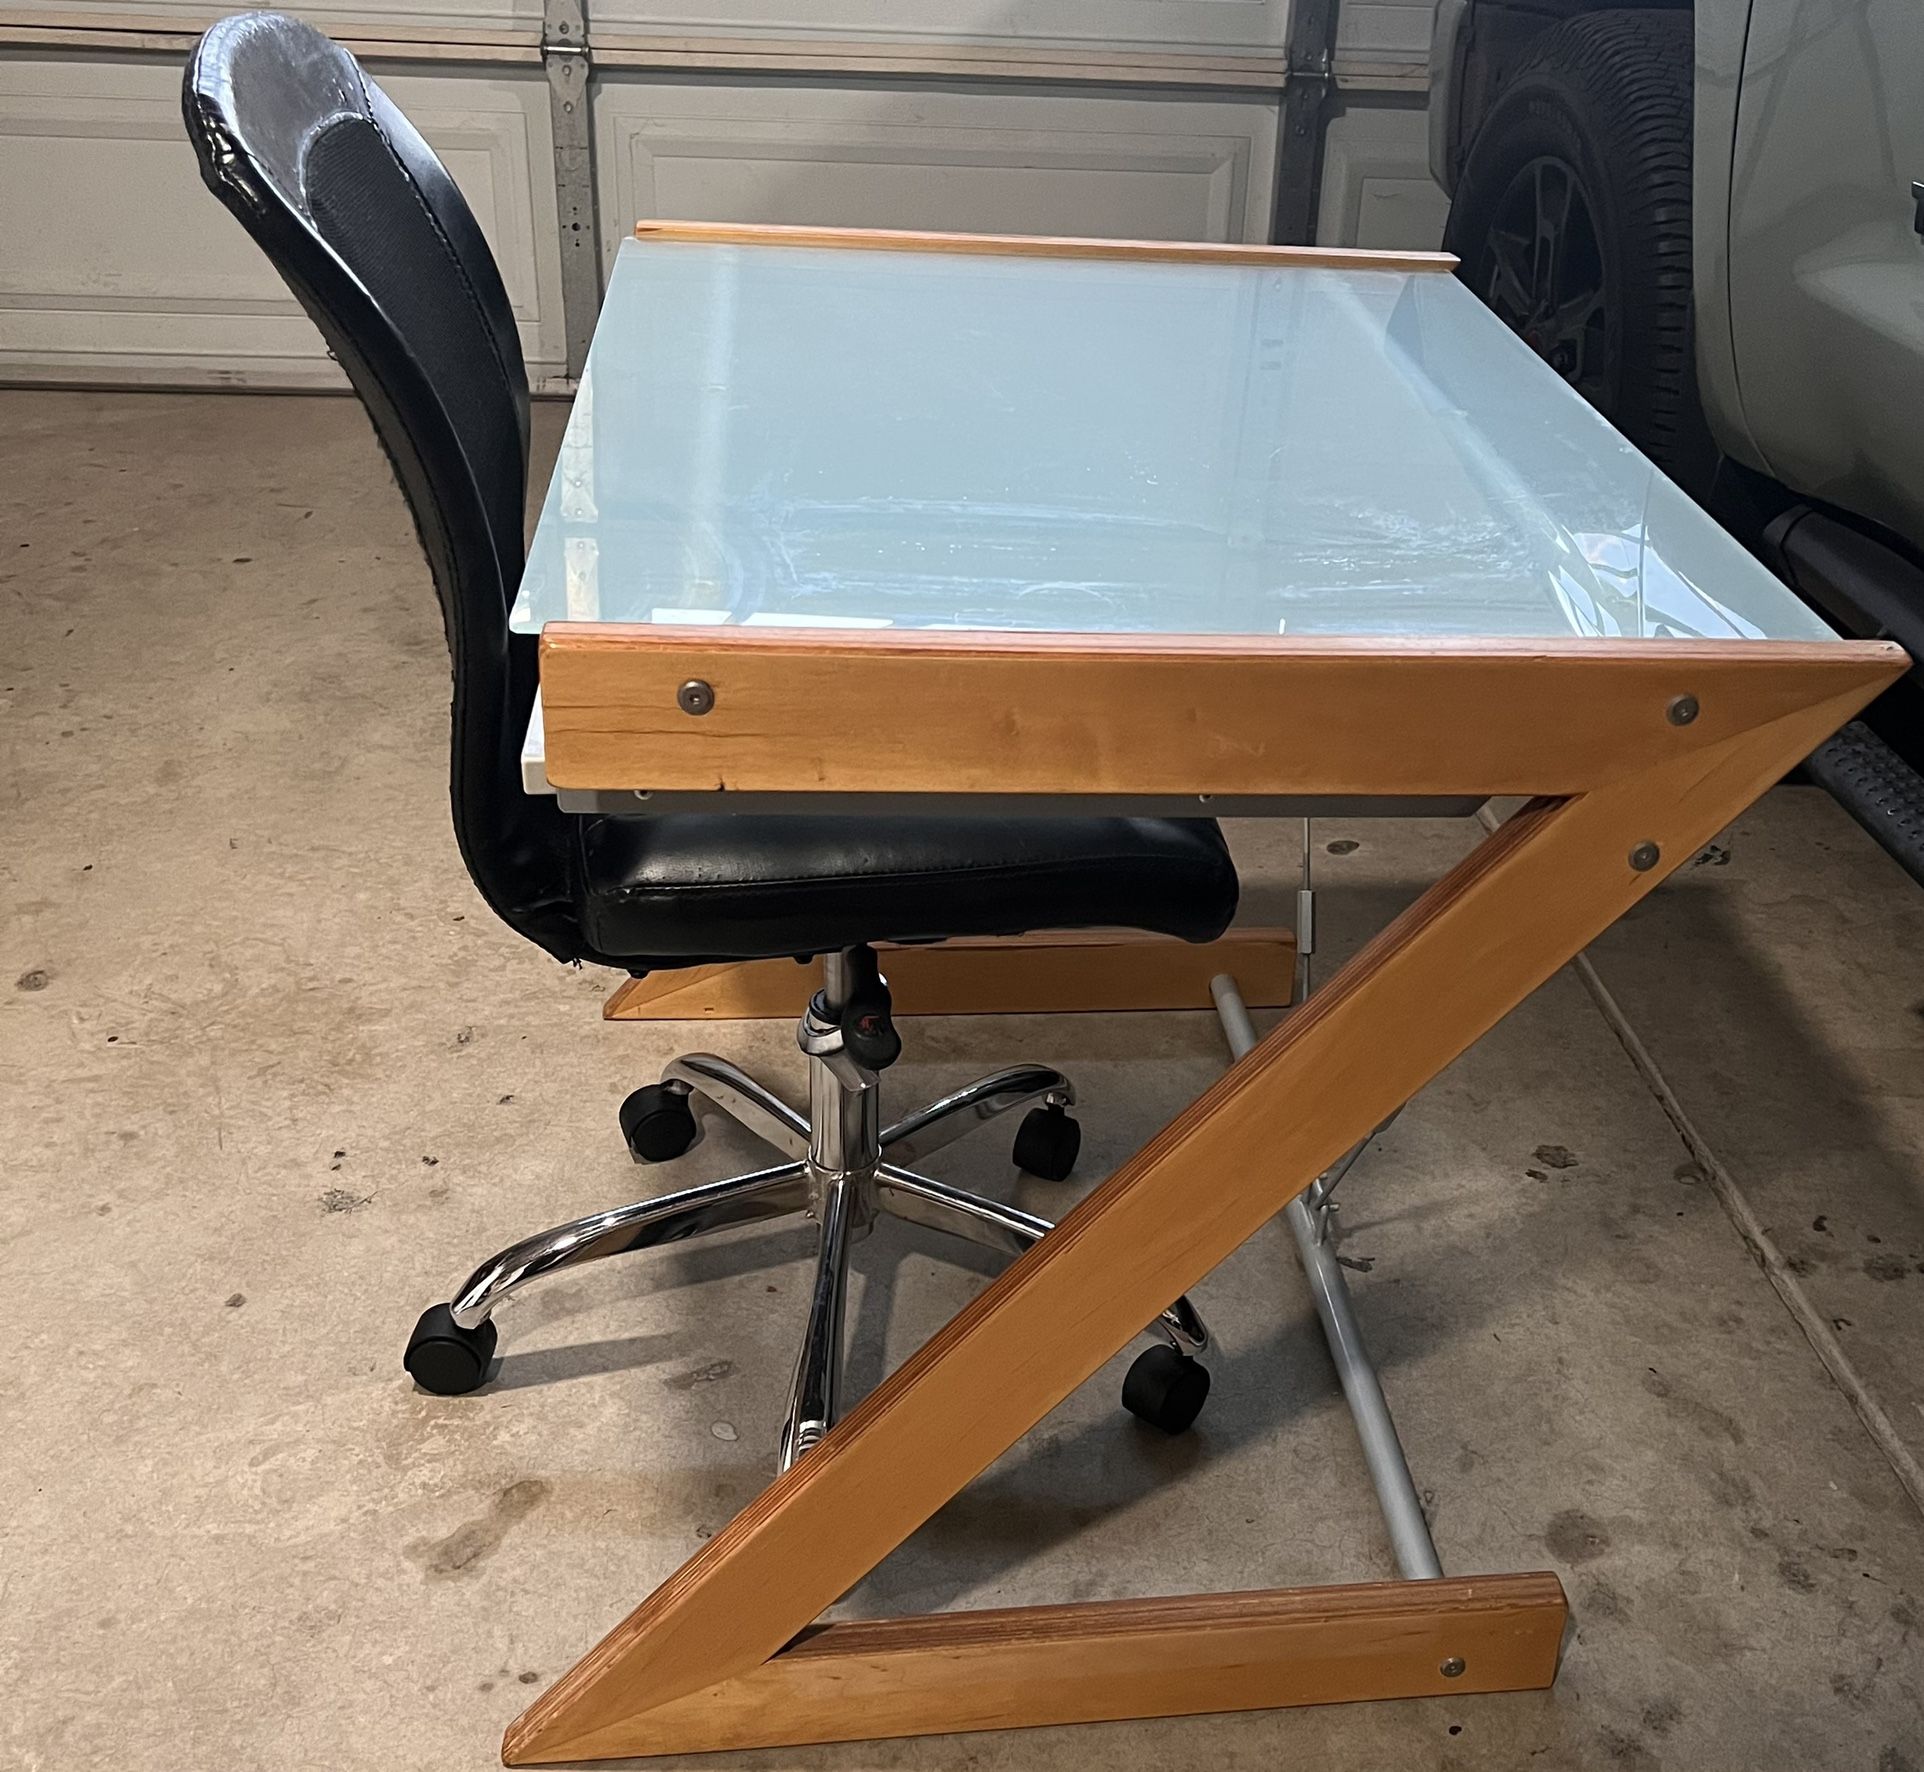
507,658,1898,1763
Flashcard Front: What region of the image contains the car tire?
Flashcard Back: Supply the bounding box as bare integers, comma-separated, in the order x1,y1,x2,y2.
1443,9,1719,497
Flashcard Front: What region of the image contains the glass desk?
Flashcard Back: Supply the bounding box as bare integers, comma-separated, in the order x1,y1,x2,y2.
505,225,1902,1769
518,224,1836,818
518,232,1828,645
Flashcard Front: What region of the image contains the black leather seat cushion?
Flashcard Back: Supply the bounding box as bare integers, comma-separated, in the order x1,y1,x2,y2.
576,814,1238,965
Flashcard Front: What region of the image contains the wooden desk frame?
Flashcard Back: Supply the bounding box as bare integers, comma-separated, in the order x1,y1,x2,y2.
505,221,1906,1765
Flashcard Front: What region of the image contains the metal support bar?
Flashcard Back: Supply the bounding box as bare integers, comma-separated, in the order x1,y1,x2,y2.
1294,817,1316,1003
1304,1121,1392,1227
542,0,601,380
1211,971,1442,1581
779,1168,857,1471
1270,0,1341,245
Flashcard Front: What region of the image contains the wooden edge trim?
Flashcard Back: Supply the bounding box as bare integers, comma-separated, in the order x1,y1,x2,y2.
604,927,1297,1021
777,1572,1568,1654
537,627,1908,800
505,1573,1567,1760
630,219,1459,273
544,625,1895,664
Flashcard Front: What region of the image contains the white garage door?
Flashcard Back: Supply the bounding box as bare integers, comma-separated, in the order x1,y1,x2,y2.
0,0,1448,389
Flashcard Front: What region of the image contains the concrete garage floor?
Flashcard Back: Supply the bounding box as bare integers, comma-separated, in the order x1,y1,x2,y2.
4,387,1923,1772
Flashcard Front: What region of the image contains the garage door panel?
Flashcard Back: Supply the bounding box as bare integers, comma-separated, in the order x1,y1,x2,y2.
582,0,1428,57
1336,0,1440,59
1,1,1448,386
593,79,1278,252
0,53,564,386
1316,98,1446,250
588,0,1288,53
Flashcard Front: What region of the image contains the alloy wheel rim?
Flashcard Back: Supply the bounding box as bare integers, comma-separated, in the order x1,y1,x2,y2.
1481,155,1610,403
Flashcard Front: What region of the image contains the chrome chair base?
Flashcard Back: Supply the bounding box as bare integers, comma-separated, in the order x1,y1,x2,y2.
405,959,1212,1462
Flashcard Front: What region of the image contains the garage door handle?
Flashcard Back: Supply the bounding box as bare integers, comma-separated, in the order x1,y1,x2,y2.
1913,180,1924,240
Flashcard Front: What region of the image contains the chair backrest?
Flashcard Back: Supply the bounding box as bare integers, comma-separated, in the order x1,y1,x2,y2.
182,11,581,961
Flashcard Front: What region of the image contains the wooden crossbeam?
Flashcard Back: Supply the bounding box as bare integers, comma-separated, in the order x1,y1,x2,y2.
536,631,1882,799
604,927,1297,1021
543,1576,1568,1757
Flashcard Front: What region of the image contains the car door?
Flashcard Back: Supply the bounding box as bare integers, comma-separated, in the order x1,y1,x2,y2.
1727,0,1924,546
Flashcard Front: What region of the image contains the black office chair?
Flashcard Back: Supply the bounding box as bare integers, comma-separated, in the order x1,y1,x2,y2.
182,12,1238,1460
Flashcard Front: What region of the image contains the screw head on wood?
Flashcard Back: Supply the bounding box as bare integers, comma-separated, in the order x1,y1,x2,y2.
1667,694,1700,726
1629,841,1662,872
676,678,715,716
1440,1656,1466,1678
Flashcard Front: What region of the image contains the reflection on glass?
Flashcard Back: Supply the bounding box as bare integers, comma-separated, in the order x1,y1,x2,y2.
515,239,1835,644
563,534,598,621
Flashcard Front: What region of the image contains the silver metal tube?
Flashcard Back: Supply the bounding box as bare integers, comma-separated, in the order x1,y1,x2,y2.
780,1168,857,1469
818,948,852,1011
1211,973,1442,1581
1305,1110,1403,1221
808,1049,880,1183
1294,817,1315,1003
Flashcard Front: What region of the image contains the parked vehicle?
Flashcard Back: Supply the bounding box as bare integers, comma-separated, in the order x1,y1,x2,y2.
1430,0,1924,865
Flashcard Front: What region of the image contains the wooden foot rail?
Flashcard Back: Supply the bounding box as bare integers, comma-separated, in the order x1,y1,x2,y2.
604,927,1297,1020
511,1576,1566,1759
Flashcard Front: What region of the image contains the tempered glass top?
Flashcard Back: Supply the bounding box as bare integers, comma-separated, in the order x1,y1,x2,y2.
514,236,1835,643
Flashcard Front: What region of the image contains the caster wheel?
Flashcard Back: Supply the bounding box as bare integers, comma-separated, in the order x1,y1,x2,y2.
1013,1104,1080,1180
405,1303,497,1395
620,1083,699,1163
1122,1343,1209,1434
